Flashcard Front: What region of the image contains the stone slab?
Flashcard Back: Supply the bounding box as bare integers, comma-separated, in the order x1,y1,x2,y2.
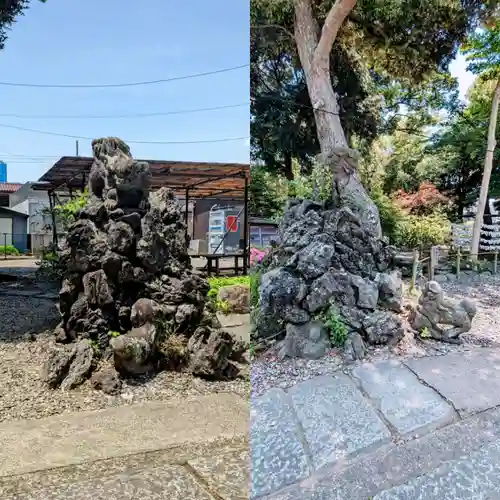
373,439,500,499
405,348,500,416
3,465,215,500
262,406,500,500
0,393,248,477
0,438,246,497
352,360,455,436
188,445,249,500
251,389,310,498
288,375,391,471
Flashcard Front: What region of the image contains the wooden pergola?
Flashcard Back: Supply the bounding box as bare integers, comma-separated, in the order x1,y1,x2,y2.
32,156,251,273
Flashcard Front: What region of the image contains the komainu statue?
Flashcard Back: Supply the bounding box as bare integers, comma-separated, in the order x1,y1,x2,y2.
409,280,476,344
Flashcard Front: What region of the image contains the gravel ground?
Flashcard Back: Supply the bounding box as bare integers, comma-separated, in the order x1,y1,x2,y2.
0,276,249,423
251,273,500,398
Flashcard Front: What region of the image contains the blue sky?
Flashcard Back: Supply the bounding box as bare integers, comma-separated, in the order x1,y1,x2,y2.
0,0,249,183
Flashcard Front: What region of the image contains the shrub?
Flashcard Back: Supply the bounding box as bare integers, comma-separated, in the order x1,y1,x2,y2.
36,249,65,282
249,268,261,309
320,306,349,348
0,245,20,256
393,212,451,249
371,189,451,249
371,189,405,242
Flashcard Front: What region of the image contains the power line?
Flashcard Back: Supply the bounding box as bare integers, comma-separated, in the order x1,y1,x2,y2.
0,64,249,89
0,103,249,120
0,122,248,145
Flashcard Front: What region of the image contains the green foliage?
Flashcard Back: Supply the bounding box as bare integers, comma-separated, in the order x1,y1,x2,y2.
36,250,65,282
321,306,349,348
207,276,250,300
249,166,288,218
462,20,500,79
288,158,334,202
250,268,262,309
51,190,89,231
393,212,451,248
251,0,484,176
370,189,405,242
215,299,231,314
0,245,20,256
108,330,121,338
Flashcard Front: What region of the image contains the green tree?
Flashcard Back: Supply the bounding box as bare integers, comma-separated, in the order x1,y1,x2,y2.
251,0,488,228
0,1,46,50
461,21,500,258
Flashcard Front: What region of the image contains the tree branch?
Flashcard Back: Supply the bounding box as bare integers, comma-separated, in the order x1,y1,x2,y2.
314,0,357,66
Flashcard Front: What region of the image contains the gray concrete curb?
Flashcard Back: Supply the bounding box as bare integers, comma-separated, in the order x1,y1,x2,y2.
0,393,248,478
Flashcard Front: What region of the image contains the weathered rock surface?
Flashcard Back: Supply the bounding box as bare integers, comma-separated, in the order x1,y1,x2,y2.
44,137,244,390
257,198,404,359
409,280,476,343
217,284,250,314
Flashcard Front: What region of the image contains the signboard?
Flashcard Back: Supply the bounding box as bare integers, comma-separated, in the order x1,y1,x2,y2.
225,215,239,232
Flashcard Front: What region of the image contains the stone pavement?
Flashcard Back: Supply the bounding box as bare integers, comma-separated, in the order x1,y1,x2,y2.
0,393,249,499
251,347,500,499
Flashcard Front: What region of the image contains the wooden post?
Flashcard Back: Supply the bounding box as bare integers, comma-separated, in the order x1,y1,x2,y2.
410,249,419,291
429,246,438,281
494,251,498,274
456,247,461,278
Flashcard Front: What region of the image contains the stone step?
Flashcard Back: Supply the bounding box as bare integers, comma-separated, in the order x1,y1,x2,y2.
252,348,500,499
0,394,248,499
262,405,500,500
0,439,248,500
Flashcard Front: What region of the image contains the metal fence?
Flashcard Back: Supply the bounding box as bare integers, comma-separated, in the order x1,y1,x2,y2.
0,232,67,260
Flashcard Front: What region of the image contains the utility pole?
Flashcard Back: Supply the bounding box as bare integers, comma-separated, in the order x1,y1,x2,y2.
76,140,79,156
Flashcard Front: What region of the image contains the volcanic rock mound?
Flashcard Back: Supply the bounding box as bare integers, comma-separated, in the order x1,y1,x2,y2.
43,137,243,391
256,199,405,360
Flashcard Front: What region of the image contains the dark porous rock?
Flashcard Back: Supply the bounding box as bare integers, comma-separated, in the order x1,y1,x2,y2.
189,329,237,380
257,188,406,358
110,326,156,376
278,321,330,360
217,284,250,314
107,221,136,256
292,241,336,280
41,345,75,388
363,311,404,345
344,332,367,362
47,136,240,391
83,270,114,308
118,212,142,233
59,275,81,315
304,271,355,313
91,368,122,395
60,340,95,390
260,267,307,320
375,271,403,312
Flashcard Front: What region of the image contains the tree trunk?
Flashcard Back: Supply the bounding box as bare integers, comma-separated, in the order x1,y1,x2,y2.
283,151,294,180
293,0,351,154
470,79,500,260
292,0,381,237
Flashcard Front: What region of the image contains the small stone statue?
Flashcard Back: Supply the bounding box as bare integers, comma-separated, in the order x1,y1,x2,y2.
410,280,476,344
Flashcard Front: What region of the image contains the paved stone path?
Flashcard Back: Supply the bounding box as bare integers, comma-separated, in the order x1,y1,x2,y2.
0,394,249,499
251,347,500,499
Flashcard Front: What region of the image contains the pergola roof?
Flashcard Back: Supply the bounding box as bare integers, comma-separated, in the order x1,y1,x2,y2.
32,156,249,200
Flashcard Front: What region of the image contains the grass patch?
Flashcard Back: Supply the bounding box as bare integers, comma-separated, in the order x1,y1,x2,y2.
0,245,20,256
207,276,250,313
207,276,250,300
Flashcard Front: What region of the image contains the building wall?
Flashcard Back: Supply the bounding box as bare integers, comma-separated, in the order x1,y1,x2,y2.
12,213,28,252
10,183,51,235
193,199,245,242
0,212,28,251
